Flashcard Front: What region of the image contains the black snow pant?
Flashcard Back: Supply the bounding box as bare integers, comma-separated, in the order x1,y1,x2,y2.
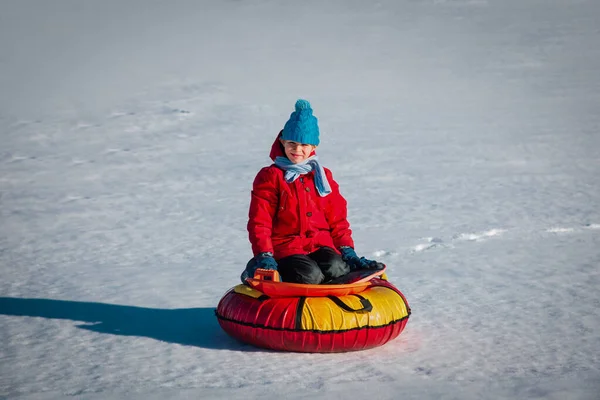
276,246,350,284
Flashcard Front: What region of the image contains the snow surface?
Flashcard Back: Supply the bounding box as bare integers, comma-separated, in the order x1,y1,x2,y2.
1,0,600,399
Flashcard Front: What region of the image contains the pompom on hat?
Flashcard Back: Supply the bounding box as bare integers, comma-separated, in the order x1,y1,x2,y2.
282,99,320,146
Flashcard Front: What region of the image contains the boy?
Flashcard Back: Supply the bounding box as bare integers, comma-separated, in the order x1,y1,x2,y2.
241,99,382,284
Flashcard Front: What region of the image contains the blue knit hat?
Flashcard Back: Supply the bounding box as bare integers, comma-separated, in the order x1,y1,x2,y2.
282,99,320,146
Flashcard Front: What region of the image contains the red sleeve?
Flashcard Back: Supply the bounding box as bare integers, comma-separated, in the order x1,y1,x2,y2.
247,167,279,256
324,169,355,249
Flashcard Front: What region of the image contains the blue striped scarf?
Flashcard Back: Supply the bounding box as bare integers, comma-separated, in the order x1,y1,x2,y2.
274,155,332,197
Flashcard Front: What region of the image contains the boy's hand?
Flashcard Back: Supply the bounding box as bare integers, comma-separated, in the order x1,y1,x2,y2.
255,252,278,270
241,252,278,283
340,247,384,271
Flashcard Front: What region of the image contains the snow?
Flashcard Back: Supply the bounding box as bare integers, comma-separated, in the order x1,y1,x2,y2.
1,0,599,398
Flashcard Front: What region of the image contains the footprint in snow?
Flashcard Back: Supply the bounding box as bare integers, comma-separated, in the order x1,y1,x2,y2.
412,237,447,253
545,224,600,234
373,250,393,257
545,227,575,233
452,228,506,242
412,229,505,253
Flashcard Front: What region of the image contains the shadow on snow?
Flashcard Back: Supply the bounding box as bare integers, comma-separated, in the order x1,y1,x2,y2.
0,297,242,350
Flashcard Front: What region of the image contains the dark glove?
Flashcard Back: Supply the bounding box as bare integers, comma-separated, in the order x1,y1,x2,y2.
340,247,384,271
240,252,278,283
256,252,278,270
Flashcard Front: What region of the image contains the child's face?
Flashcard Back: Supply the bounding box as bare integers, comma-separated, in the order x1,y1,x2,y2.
280,140,316,164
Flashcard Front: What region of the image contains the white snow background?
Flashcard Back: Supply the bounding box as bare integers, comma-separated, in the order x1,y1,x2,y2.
1,0,600,399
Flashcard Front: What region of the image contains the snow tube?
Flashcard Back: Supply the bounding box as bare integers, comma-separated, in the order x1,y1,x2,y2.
215,268,411,352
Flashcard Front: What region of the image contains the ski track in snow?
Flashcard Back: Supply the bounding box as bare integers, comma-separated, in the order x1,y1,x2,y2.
369,224,600,256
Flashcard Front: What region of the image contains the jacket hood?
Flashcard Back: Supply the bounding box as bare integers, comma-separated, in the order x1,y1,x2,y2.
269,130,316,161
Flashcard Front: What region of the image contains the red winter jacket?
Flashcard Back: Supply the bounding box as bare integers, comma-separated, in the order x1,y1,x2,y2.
247,133,354,259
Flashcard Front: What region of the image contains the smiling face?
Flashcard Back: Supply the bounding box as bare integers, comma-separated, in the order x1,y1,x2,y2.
280,139,316,164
